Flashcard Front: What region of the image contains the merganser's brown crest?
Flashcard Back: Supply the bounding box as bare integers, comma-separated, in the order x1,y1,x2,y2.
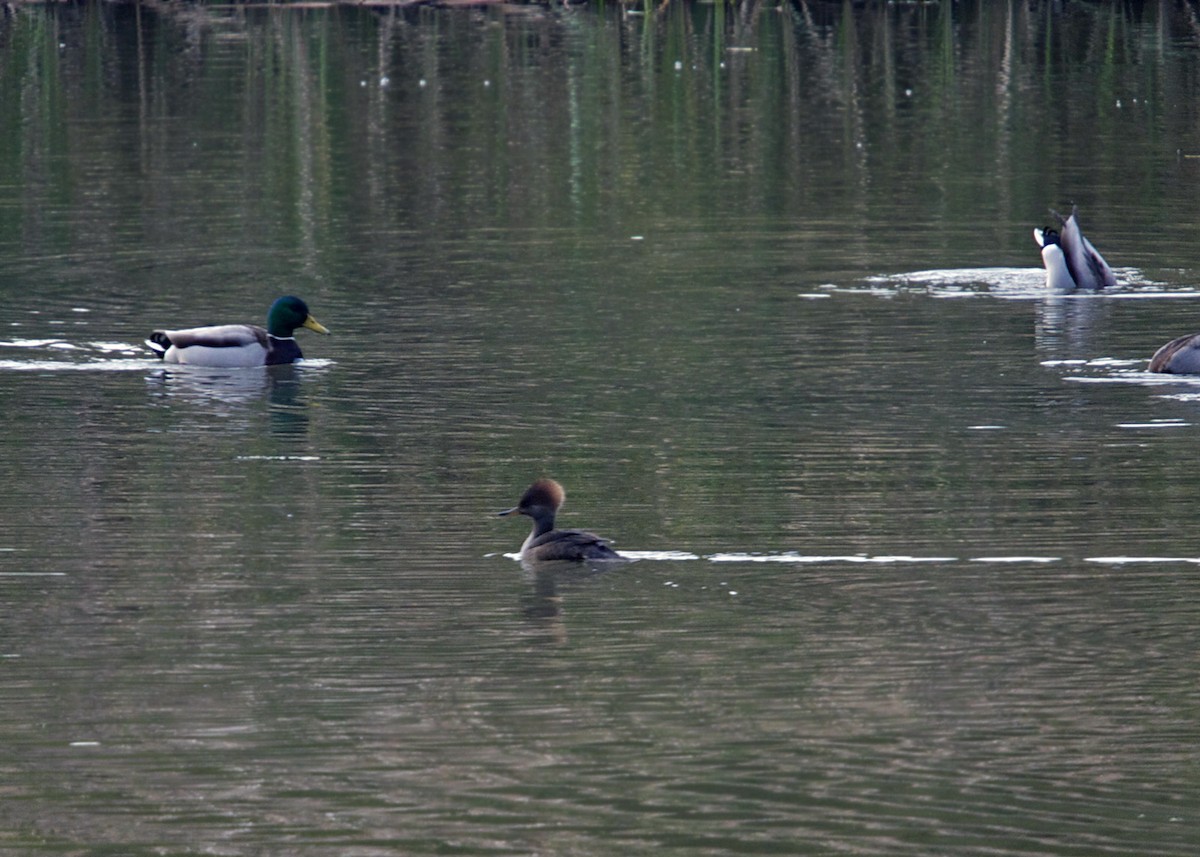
497,478,623,563
517,478,566,512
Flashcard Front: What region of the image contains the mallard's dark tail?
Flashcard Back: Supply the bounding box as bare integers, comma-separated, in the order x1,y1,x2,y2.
144,332,171,359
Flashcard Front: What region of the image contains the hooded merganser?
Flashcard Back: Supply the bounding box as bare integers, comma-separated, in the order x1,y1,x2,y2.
497,478,623,562
1033,207,1117,292
146,295,329,367
1149,330,1200,374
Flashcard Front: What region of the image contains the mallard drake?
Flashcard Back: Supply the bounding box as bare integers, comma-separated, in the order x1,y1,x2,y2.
1149,331,1200,374
497,478,623,562
146,295,329,367
1033,207,1117,292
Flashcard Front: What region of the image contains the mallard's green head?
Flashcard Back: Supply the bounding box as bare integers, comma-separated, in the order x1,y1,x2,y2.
266,296,330,338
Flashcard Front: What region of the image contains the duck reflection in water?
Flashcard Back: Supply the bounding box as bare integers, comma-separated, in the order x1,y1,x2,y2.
146,364,273,407
265,364,312,437
1034,294,1104,362
519,565,568,646
496,478,624,563
145,363,314,437
518,561,618,646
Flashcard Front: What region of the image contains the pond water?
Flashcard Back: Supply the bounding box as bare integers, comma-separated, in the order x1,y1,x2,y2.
2,1,1199,854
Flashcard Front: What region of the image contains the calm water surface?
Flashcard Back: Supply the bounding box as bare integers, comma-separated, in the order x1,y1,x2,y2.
2,1,1199,854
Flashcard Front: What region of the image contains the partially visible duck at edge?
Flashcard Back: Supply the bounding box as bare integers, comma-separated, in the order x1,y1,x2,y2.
497,478,623,563
1149,330,1200,374
146,295,329,368
1033,206,1117,292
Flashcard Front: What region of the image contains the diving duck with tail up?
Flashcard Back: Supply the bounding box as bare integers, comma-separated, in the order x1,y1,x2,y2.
1033,207,1117,292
